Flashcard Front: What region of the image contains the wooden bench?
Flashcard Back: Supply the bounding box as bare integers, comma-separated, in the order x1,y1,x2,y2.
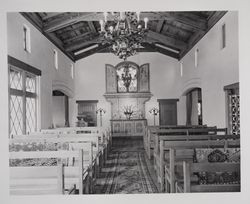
153,127,227,173
180,161,240,193
160,139,240,193
9,150,89,195
144,125,211,159
39,127,111,166
9,134,101,188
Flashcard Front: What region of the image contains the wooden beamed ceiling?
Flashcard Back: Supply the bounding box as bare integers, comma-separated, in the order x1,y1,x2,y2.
21,11,227,62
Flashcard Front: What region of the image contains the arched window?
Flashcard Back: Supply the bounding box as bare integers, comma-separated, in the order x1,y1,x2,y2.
116,62,138,92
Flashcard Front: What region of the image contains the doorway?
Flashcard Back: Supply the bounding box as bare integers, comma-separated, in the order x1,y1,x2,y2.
52,90,69,127
158,99,179,125
76,100,98,127
186,88,202,125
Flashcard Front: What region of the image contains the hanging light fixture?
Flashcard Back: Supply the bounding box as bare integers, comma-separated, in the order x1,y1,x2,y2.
99,12,149,61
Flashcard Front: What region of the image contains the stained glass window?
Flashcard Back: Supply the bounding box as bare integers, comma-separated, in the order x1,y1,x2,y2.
9,66,37,136
117,63,137,92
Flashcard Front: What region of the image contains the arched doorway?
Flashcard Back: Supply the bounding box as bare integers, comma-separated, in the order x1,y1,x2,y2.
52,90,69,127
185,88,202,125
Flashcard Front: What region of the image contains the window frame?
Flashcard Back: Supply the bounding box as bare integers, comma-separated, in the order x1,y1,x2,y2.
8,64,38,136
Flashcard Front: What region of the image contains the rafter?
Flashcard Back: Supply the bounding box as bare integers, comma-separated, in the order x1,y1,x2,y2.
63,31,93,44
88,21,97,33
43,12,209,33
146,30,187,51
141,42,179,59
42,12,64,20
65,36,101,52
43,13,103,32
74,44,111,60
156,20,164,33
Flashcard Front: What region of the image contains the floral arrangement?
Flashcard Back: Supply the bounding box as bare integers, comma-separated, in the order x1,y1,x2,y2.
123,105,134,119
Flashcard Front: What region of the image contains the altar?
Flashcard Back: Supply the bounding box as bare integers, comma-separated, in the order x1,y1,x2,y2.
111,119,147,137
104,61,152,137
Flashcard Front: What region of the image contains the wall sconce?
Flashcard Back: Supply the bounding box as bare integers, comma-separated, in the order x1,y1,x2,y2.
96,108,106,127
149,107,159,126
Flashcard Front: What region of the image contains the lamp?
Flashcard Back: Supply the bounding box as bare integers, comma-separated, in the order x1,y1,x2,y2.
99,12,149,61
96,108,106,127
149,107,159,126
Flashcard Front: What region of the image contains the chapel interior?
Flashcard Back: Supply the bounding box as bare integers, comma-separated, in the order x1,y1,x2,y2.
7,11,240,195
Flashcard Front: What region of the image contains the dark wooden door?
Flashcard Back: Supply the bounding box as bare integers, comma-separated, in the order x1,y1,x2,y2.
158,99,179,125
76,100,98,127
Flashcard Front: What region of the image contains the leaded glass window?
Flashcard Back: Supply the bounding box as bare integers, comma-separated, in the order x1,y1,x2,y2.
224,83,240,135
117,63,137,92
229,95,240,135
9,65,37,136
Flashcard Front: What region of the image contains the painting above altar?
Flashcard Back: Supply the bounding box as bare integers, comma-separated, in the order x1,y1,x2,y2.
104,61,152,120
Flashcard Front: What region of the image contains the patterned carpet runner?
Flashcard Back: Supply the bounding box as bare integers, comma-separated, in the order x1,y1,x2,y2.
95,150,158,194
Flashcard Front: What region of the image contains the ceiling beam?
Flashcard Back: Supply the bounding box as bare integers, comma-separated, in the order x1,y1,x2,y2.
97,46,157,53
208,11,227,27
65,36,101,52
88,21,97,33
63,31,93,44
44,13,103,32
74,44,111,61
146,30,187,51
21,12,43,29
156,20,164,33
162,12,208,31
42,12,64,20
43,11,209,33
141,42,179,59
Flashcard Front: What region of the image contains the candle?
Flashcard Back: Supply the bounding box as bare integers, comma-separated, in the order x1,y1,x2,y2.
136,11,140,22
144,17,148,29
104,12,107,22
99,20,104,32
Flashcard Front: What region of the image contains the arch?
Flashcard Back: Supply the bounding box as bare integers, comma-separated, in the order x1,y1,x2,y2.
52,80,74,98
115,61,139,69
181,78,202,96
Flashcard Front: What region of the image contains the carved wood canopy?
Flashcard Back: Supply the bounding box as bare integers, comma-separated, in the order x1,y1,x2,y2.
21,11,227,61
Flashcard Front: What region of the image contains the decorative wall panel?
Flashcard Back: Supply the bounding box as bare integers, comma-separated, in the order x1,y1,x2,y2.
139,63,150,92
105,64,117,93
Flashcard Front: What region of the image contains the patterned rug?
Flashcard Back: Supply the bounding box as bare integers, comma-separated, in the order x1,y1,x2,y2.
97,151,158,194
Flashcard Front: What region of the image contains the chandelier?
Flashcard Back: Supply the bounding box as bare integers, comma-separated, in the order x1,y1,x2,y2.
99,12,149,60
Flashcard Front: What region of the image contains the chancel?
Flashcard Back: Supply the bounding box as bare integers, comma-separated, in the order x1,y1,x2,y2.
7,11,240,195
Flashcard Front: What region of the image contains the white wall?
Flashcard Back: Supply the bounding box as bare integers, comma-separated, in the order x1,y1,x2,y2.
74,52,180,127
7,13,75,129
179,11,239,128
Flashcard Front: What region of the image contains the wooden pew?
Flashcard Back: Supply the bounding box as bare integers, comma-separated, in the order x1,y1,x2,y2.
181,162,240,193
144,125,210,159
160,139,240,193
9,134,100,187
9,150,87,195
39,127,111,166
153,127,227,174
